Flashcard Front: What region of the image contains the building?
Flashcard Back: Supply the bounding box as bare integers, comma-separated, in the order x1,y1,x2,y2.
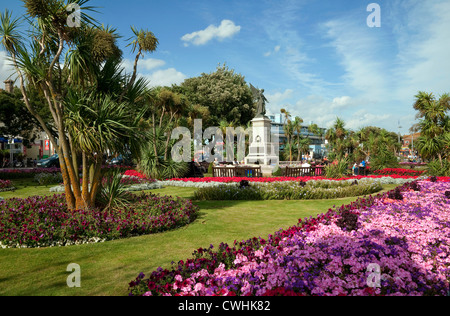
0,80,55,166
401,132,421,158
266,113,327,159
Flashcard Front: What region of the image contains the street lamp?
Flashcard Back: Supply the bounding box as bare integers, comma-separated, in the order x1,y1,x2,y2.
8,137,14,168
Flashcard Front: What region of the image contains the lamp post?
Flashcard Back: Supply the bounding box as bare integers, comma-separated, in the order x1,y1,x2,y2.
8,137,14,168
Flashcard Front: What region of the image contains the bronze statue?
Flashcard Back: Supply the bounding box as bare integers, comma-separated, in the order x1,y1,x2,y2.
250,84,268,117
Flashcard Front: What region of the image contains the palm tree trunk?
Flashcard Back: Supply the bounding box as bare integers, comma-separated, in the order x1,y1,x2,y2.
89,155,104,205
81,152,91,209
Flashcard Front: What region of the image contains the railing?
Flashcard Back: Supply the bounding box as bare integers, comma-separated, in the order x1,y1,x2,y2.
212,166,262,178
283,166,325,177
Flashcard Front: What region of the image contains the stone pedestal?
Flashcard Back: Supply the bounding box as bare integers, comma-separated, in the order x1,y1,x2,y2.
245,116,279,170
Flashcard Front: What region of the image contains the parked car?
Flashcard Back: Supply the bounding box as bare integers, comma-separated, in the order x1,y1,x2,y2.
108,154,134,166
37,154,60,168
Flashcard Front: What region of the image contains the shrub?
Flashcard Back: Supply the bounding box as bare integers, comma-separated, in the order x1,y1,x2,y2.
208,162,213,174
97,168,135,210
427,160,450,177
369,148,399,171
34,172,63,185
324,159,350,179
272,167,283,177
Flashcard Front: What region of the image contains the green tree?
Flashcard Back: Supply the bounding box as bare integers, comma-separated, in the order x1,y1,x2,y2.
0,87,52,146
179,64,255,126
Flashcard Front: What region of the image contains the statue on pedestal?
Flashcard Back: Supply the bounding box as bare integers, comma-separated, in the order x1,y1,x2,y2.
250,84,268,118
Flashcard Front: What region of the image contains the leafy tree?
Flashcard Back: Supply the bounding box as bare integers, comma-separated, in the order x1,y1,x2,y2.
0,87,52,146
179,64,255,126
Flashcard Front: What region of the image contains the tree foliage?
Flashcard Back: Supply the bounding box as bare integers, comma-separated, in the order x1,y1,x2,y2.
413,91,450,165
179,64,256,126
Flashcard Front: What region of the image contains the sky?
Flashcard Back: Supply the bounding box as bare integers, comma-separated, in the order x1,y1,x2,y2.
1,0,450,134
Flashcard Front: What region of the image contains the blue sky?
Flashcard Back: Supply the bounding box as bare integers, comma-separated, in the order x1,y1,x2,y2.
1,0,450,134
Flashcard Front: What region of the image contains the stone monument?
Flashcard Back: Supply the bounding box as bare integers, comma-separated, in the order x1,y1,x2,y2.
245,85,279,171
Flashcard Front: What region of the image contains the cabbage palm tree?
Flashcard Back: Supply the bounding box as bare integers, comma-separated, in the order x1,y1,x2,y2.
414,91,450,166
326,117,348,160
0,1,156,210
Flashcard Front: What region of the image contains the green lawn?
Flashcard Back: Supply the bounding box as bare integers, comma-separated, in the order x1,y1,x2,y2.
0,183,399,296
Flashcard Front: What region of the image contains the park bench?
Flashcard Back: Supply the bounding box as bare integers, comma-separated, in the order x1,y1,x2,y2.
283,166,325,177
212,166,262,178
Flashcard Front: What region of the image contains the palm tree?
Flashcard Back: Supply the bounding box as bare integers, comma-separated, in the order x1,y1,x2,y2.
326,117,348,160
280,109,294,162
414,91,450,166
291,116,304,161
0,2,156,210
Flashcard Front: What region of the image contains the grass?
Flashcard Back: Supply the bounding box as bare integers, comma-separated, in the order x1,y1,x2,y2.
0,181,400,296
0,178,57,199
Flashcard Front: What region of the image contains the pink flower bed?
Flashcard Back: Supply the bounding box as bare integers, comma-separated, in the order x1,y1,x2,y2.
129,178,450,296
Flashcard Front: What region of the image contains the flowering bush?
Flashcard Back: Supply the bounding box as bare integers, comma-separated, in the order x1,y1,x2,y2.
129,178,450,296
0,193,198,248
0,179,15,192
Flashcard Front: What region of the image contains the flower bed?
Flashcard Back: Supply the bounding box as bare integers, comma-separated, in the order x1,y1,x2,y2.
372,168,425,177
0,193,198,248
49,170,159,193
0,167,61,179
128,177,450,296
169,174,421,184
193,179,383,201
161,175,422,189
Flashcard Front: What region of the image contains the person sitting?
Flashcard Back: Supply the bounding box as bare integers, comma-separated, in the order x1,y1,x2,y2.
352,163,358,176
233,158,239,166
213,158,220,166
359,160,366,176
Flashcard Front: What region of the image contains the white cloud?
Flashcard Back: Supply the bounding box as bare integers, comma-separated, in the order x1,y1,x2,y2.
264,45,281,57
122,58,166,74
346,110,391,131
181,20,241,46
121,57,186,88
266,88,293,105
0,50,16,84
143,68,187,88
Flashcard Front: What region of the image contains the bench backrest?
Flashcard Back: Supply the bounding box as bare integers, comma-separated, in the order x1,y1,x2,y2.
212,166,262,178
284,166,325,177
